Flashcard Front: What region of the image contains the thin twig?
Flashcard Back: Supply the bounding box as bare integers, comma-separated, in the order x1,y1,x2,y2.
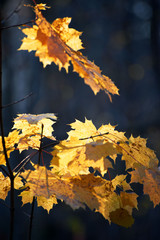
0,12,15,240
1,19,35,30
14,151,38,178
28,196,36,240
1,92,33,109
37,124,44,166
1,0,24,24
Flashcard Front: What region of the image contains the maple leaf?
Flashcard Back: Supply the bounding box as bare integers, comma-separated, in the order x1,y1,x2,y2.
119,135,158,170
19,188,57,213
0,172,23,200
51,119,127,176
0,130,20,165
19,164,135,224
18,4,119,100
12,113,57,152
131,166,160,207
109,191,138,228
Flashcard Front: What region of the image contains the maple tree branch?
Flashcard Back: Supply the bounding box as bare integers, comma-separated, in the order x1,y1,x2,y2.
0,13,15,240
1,92,33,109
0,20,35,30
79,132,109,140
28,196,36,240
1,0,24,24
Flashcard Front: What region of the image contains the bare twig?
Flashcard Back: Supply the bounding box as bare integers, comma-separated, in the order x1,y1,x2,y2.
1,92,33,109
1,19,35,30
1,0,24,24
0,12,15,240
28,196,36,240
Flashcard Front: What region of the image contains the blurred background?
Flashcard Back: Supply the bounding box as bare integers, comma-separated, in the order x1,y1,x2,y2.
0,0,160,239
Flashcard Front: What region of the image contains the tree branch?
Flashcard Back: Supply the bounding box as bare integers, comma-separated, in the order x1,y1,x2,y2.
0,11,15,240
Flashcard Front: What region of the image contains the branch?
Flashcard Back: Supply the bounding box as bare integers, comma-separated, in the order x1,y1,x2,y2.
1,20,35,30
1,92,33,109
28,196,36,240
0,12,14,240
1,0,25,24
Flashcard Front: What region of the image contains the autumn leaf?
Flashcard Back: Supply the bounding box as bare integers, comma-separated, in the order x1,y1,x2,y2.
19,188,57,213
18,3,119,100
0,172,23,200
0,130,20,165
109,191,138,228
119,135,158,170
12,113,57,152
131,166,160,207
19,164,135,224
51,119,125,176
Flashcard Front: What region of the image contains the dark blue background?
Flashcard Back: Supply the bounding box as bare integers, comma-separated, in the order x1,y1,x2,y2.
1,0,160,239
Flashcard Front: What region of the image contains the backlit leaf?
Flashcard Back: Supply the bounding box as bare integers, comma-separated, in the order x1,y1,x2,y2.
19,4,119,100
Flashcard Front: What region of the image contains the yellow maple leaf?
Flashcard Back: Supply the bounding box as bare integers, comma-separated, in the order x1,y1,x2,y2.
19,164,134,224
51,119,123,176
119,135,158,170
0,130,20,165
37,195,58,213
18,4,119,100
131,166,160,207
12,113,57,152
19,188,57,213
0,172,23,200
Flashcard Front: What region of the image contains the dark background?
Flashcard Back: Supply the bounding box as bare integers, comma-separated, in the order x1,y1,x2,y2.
0,0,160,239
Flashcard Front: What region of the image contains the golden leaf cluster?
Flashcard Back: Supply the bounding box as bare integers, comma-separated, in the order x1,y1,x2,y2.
18,3,119,101
1,112,159,228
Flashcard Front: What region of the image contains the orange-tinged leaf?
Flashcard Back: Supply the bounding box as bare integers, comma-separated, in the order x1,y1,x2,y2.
51,17,83,51
19,165,130,223
19,4,119,100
